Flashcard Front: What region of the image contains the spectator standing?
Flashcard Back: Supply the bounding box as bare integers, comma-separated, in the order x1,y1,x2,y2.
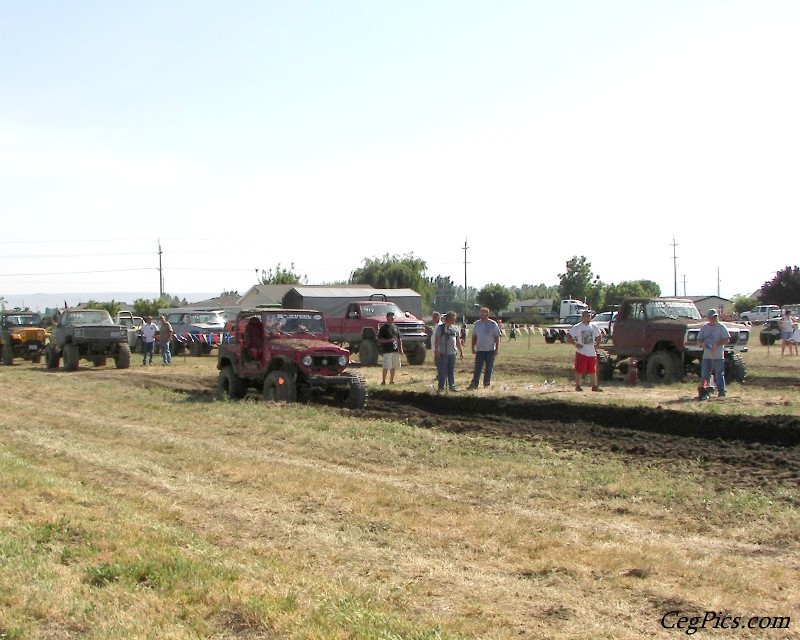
566,310,603,392
140,316,157,365
696,309,731,400
779,309,794,355
377,311,403,384
467,307,501,390
159,315,174,365
434,311,463,392
792,322,800,356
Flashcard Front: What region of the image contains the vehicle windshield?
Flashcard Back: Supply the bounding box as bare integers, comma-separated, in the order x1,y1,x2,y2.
265,312,326,335
645,301,701,320
64,310,114,325
188,313,224,324
593,312,613,322
4,314,42,326
360,303,404,318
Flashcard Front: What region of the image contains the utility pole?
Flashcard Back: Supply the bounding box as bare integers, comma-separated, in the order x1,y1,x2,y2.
682,275,687,297
463,238,469,323
671,235,679,297
717,266,721,298
158,239,164,298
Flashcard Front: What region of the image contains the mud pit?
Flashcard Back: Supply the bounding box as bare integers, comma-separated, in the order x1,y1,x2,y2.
116,369,800,491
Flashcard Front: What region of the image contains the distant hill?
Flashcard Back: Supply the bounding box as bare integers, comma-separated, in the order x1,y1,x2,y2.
1,292,217,312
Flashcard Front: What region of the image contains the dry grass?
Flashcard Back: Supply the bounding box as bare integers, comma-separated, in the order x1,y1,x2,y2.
0,339,798,639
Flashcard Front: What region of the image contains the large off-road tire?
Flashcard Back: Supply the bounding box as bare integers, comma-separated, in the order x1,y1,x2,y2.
405,345,426,366
544,335,557,344
345,372,368,409
1,344,12,366
189,341,203,357
644,351,682,384
724,353,747,383
358,339,379,366
63,344,80,371
216,366,247,400
115,344,131,369
46,345,60,369
759,330,776,346
597,352,614,381
263,370,297,402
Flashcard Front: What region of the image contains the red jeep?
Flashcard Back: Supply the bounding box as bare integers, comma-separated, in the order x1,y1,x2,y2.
216,309,367,409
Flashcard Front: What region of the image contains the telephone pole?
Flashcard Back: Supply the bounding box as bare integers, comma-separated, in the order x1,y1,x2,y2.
158,239,164,298
463,238,469,322
671,236,679,297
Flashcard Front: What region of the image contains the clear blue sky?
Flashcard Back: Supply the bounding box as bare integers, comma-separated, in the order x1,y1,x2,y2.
2,1,798,303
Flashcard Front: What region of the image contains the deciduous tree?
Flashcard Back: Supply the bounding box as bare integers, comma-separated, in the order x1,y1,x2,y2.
476,284,513,316
760,266,800,307
259,263,307,285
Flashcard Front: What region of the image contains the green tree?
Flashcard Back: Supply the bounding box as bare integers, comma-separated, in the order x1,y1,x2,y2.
259,263,307,285
133,298,171,318
84,300,121,316
731,294,759,315
430,275,458,313
476,284,513,316
557,256,595,301
760,266,800,306
349,254,432,304
604,280,663,307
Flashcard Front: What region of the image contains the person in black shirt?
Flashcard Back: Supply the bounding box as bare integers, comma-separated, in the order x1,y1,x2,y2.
377,311,404,384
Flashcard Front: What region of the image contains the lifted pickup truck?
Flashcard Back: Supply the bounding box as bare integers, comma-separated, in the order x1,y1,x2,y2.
161,309,226,356
325,296,428,366
0,312,48,365
598,297,748,384
216,309,367,409
46,308,131,371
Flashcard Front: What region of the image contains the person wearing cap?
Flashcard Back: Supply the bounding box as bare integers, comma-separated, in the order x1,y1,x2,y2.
140,316,158,365
566,310,603,392
434,310,464,392
377,311,403,384
159,315,174,365
778,308,795,356
696,308,730,400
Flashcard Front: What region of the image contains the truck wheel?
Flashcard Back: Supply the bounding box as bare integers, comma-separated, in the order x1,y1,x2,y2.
345,372,368,409
189,341,202,357
46,346,60,369
216,366,247,400
557,332,566,343
759,330,776,346
597,353,614,381
544,335,557,344
406,346,426,365
644,351,682,384
724,353,747,383
115,344,131,369
1,344,12,366
171,338,185,356
133,337,143,354
263,370,297,402
358,339,379,366
63,344,80,371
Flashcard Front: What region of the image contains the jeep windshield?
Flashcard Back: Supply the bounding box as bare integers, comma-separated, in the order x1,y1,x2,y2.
4,314,42,326
645,301,701,320
266,312,326,335
360,303,404,318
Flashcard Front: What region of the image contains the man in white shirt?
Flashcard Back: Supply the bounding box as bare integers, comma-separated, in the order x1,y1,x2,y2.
566,310,603,392
140,316,158,365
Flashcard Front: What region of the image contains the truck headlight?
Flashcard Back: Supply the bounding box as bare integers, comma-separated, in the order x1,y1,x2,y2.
686,330,699,343
302,355,313,367
75,329,84,338
338,355,348,367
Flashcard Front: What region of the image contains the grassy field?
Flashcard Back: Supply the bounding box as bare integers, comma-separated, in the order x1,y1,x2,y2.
0,333,798,639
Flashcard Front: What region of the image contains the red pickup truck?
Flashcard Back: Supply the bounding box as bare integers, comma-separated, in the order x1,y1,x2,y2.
325,296,428,366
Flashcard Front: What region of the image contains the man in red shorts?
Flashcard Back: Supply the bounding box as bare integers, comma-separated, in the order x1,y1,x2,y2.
566,310,603,392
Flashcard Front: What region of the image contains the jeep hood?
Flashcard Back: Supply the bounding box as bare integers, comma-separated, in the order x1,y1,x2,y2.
271,338,348,354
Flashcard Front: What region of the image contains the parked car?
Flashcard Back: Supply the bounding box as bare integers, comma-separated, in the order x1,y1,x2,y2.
740,305,781,324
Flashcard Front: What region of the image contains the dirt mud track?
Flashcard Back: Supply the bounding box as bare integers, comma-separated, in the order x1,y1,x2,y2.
115,370,800,491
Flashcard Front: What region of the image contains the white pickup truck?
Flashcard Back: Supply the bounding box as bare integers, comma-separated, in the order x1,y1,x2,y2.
740,305,781,324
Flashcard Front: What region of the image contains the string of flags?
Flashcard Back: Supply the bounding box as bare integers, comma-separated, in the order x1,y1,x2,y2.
173,332,234,345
